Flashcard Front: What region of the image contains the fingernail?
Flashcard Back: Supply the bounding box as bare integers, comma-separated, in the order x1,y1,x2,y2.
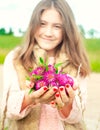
30,82,34,88
50,101,55,105
53,87,58,92
65,84,70,88
55,93,60,97
59,87,64,91
73,86,77,90
43,86,48,91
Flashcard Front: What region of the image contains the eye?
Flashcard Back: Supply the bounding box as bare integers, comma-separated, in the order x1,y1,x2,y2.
54,24,62,29
40,22,46,27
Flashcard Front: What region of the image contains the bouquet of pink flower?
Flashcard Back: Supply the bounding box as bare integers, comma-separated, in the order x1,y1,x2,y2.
26,57,74,94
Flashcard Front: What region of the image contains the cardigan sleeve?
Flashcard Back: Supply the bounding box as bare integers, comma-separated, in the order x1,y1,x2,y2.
1,50,35,120
58,77,88,123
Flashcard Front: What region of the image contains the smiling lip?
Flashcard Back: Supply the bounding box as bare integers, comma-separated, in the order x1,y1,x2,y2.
42,37,54,41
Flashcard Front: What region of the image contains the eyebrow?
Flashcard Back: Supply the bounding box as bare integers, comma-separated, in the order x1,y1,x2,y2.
40,20,63,26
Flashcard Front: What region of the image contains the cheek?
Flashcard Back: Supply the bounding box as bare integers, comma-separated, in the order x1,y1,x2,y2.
56,31,63,41
35,28,42,37
37,28,45,35
34,31,38,39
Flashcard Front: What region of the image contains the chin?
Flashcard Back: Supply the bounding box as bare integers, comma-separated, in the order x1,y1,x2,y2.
42,48,54,51
39,46,54,51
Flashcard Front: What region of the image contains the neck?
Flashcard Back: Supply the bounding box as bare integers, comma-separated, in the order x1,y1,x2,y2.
46,49,56,57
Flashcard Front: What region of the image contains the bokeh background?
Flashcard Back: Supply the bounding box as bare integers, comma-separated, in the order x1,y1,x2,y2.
0,0,100,130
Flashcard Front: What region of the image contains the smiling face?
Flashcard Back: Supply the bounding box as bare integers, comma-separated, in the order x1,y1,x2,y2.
34,8,63,56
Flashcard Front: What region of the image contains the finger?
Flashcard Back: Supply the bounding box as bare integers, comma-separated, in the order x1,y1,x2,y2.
55,92,64,109
44,95,55,104
26,80,34,88
73,78,79,90
73,85,78,90
41,86,58,100
59,86,69,103
30,86,48,99
65,84,75,99
50,100,56,108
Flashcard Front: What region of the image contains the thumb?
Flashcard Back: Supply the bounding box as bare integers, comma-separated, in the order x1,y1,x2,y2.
73,78,79,90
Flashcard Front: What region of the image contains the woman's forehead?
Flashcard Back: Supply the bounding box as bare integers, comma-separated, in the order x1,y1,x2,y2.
40,8,62,24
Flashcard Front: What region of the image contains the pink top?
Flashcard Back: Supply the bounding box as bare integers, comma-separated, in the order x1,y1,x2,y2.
1,50,88,130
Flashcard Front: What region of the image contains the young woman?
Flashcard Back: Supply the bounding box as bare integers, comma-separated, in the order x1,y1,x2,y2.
1,0,90,130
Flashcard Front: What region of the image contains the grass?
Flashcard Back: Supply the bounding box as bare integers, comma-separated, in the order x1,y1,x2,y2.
84,38,100,72
0,35,22,63
0,35,22,49
0,35,100,72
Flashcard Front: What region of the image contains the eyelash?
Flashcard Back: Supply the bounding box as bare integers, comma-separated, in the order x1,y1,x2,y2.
54,25,62,29
40,22,62,29
40,22,46,26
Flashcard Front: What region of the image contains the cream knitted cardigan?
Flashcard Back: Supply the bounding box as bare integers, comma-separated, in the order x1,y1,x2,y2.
1,50,87,130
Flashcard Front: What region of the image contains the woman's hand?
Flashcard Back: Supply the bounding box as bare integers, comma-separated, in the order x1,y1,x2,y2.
21,85,58,111
55,84,75,108
29,86,58,104
50,84,78,118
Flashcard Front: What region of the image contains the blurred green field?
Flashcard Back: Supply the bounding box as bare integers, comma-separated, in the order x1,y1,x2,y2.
84,38,100,72
0,35,22,63
0,35,100,72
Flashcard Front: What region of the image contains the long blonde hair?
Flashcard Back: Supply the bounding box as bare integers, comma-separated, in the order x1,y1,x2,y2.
14,0,90,77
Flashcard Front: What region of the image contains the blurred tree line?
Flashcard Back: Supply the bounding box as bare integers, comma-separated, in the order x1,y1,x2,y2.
0,25,100,38
0,28,13,35
78,25,100,38
0,27,24,36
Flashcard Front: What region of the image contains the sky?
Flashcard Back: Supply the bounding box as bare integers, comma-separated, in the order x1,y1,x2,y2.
0,0,100,34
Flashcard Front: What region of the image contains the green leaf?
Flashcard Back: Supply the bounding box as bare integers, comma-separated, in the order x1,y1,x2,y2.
45,59,48,66
26,76,30,80
55,68,58,74
28,88,34,94
39,57,44,64
29,68,33,72
54,63,63,74
45,64,48,71
32,74,43,80
54,63,63,68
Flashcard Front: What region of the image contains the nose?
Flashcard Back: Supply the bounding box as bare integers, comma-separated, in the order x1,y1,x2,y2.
45,26,53,36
